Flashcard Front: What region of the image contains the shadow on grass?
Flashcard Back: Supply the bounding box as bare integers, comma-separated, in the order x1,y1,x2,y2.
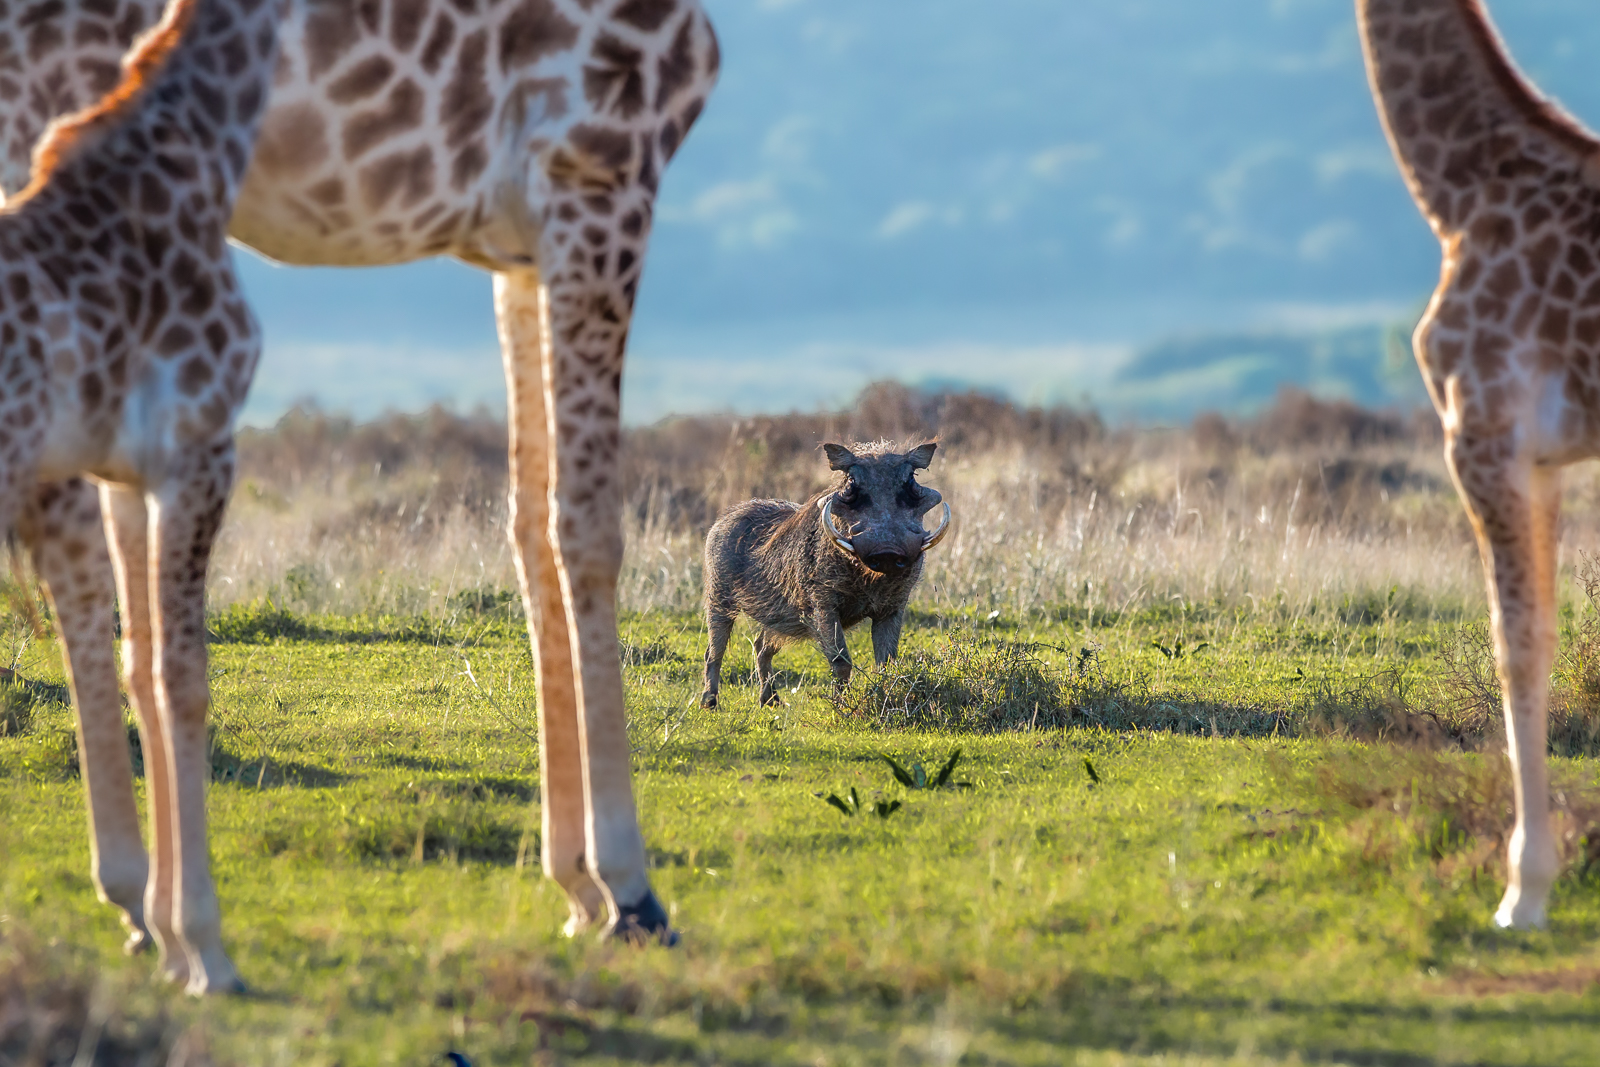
207,601,512,646
984,984,1600,1066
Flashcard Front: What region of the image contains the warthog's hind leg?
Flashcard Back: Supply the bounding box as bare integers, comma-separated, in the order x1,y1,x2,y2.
755,633,782,706
701,606,735,709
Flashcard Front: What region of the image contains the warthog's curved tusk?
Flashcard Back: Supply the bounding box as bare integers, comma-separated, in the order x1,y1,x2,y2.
923,502,951,550
819,495,857,554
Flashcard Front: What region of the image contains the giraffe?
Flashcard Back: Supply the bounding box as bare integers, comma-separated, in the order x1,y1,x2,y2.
1356,0,1600,928
0,0,719,952
0,0,279,992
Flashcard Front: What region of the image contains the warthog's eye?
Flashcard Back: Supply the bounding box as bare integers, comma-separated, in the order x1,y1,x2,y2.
840,480,868,508
896,477,921,508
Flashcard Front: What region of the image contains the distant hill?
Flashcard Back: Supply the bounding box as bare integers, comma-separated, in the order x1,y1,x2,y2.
1103,324,1428,422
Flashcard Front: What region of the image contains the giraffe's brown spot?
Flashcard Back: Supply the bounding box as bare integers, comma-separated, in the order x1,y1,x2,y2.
359,146,435,209
328,55,395,103
142,281,169,342
426,209,467,243
1512,293,1543,336
498,0,579,71
358,0,381,34
614,0,676,32
585,34,645,119
218,29,252,77
157,324,195,357
451,142,487,190
1576,316,1600,347
1528,234,1562,288
419,12,456,74
391,0,428,51
1539,306,1571,346
177,357,214,397
137,171,171,215
205,321,228,355
22,1,65,64
307,178,345,205
1568,243,1597,279
1553,272,1578,302
306,0,363,81
79,372,103,412
1467,212,1513,253
655,16,696,112
441,31,494,151
344,79,425,160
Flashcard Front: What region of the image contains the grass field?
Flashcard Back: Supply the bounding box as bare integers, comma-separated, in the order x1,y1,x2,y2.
5,597,1600,1065
7,388,1600,1064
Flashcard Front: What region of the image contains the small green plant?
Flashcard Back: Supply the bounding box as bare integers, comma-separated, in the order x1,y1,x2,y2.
1151,638,1209,660
822,787,900,820
879,747,972,791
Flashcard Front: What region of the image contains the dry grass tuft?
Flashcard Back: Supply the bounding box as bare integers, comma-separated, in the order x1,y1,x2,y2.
213,384,1521,623
0,931,204,1066
830,631,1077,732
1307,748,1600,878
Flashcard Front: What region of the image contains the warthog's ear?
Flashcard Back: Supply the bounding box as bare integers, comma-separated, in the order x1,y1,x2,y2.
823,443,858,471
907,442,937,469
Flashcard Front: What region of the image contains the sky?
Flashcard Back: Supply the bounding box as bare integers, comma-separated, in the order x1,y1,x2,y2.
233,0,1600,425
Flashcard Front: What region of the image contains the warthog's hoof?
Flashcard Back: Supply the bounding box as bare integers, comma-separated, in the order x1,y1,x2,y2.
609,890,679,947
699,691,718,709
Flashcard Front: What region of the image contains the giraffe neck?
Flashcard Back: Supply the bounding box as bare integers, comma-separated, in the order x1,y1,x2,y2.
21,0,278,216
1358,0,1600,234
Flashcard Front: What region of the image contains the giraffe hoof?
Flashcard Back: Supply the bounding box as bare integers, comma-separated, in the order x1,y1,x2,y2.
699,691,718,709
186,973,248,997
608,891,678,947
123,927,152,956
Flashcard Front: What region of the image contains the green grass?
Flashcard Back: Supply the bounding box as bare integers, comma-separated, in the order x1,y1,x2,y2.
5,602,1600,1064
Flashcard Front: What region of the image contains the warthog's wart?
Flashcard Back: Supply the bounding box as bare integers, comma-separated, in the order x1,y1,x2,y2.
701,442,951,707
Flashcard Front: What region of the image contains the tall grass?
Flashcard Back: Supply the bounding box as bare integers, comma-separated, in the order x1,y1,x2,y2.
214,384,1600,626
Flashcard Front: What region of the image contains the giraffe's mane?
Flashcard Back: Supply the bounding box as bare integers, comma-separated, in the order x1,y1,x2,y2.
10,0,199,207
1456,0,1600,158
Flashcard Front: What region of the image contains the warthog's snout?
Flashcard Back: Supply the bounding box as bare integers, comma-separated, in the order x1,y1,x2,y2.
821,494,951,575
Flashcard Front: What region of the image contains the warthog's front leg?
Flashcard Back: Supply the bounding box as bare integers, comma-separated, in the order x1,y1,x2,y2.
815,613,853,689
871,612,904,666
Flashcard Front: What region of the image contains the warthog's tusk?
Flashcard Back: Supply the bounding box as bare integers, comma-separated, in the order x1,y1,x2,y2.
923,502,951,549
819,495,857,554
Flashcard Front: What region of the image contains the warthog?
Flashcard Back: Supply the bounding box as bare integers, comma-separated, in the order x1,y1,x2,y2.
700,442,951,707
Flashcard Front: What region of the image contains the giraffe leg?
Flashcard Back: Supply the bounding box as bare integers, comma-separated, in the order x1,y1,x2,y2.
144,453,242,994
540,188,674,945
19,480,149,950
1448,438,1561,929
495,269,606,935
101,484,185,981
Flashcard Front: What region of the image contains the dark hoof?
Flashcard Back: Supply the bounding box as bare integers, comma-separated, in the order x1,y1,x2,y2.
760,692,783,708
699,691,718,709
609,891,679,947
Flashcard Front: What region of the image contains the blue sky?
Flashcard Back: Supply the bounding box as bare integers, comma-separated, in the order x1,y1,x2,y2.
235,0,1600,424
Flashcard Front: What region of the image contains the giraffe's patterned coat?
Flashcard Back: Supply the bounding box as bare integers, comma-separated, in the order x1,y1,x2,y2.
0,0,278,991
0,0,717,953
1358,0,1600,928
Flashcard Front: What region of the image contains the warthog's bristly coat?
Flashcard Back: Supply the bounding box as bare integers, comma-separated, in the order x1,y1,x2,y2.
701,442,948,707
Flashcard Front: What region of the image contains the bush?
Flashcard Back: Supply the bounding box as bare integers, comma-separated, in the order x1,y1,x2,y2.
831,631,1078,732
